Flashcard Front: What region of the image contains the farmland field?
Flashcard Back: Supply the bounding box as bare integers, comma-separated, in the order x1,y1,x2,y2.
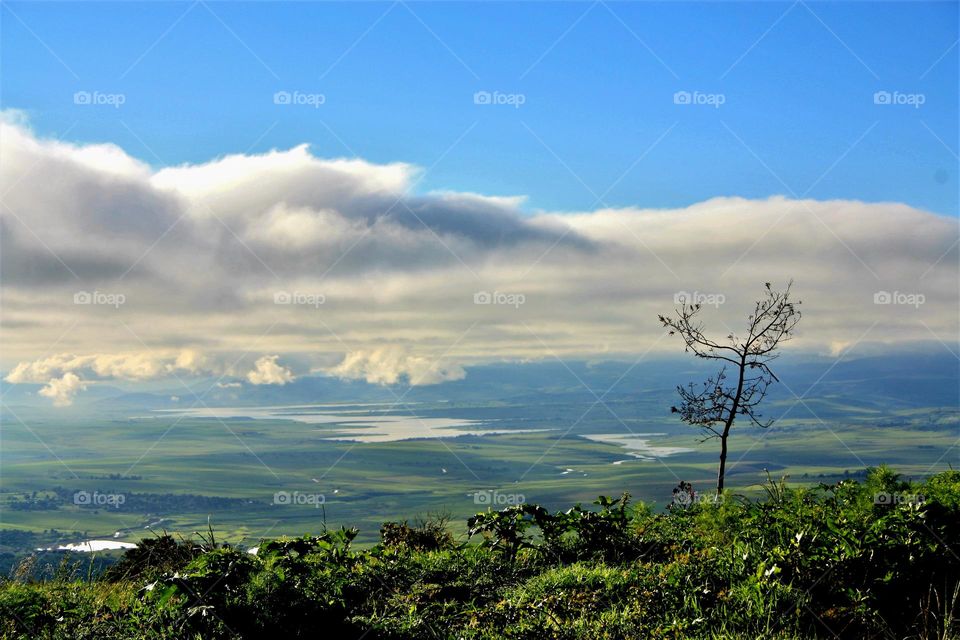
3,355,956,559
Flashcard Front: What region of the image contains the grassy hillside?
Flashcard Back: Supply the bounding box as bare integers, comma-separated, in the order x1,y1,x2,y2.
1,467,957,639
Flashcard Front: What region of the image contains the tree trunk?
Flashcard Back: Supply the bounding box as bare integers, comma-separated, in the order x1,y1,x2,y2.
717,354,748,496
717,431,728,495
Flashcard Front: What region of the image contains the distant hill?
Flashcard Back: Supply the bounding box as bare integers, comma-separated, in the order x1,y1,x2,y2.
3,351,956,416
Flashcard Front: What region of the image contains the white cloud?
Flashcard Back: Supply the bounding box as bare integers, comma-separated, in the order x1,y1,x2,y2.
38,373,87,407
1,113,957,405
246,355,295,385
4,350,220,384
173,349,210,374
4,349,240,406
331,347,466,386
5,348,293,404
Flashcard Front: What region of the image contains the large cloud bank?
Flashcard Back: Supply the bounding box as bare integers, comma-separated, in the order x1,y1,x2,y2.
1,113,956,404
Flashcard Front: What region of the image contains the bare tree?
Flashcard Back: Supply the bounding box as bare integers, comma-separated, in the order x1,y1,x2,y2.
659,282,801,495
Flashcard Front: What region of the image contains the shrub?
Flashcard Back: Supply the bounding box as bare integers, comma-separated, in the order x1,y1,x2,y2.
104,534,200,581
380,513,456,552
0,470,956,639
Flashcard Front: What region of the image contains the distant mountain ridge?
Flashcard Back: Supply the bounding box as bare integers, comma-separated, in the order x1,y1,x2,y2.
2,351,956,416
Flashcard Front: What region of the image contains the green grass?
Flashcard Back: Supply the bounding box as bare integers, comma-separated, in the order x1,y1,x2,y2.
1,468,957,639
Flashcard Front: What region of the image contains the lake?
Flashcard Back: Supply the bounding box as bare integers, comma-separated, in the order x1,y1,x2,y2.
151,404,549,443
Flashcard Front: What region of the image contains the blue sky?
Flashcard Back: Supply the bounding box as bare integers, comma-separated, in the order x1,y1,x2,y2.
3,1,957,215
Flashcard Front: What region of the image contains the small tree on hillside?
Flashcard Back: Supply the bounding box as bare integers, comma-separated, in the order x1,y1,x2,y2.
659,282,801,495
